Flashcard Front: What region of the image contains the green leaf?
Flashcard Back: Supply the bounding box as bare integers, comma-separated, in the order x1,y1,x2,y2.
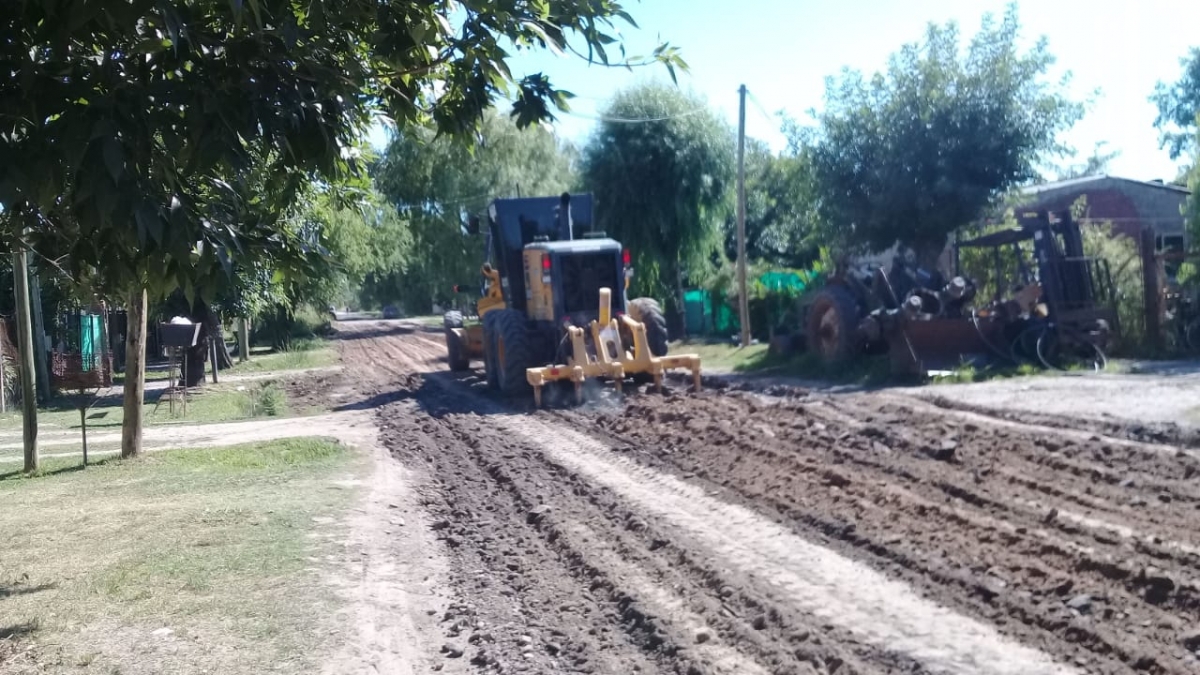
103,137,124,183
135,202,163,245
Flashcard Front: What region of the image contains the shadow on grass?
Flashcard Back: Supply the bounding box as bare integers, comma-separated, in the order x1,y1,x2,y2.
731,349,899,388
0,458,116,482
0,620,40,640
0,582,56,599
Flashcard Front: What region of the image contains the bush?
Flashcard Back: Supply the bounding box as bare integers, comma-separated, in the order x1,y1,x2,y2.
242,381,286,418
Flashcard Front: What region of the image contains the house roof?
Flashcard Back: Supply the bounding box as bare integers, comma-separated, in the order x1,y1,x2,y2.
1020,174,1190,197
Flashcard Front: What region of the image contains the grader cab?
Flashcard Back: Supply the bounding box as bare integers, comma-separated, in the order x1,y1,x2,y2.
442,193,701,405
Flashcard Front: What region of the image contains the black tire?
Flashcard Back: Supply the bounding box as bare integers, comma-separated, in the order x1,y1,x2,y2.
1186,319,1200,354
482,311,500,390
805,285,859,363
443,311,470,371
491,309,532,394
1036,327,1107,372
628,297,670,357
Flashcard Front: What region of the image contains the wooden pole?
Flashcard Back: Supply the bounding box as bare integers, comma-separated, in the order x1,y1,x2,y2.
29,269,50,402
210,335,219,384
1141,228,1163,354
121,288,147,458
238,317,250,363
79,390,89,467
13,249,39,472
736,84,751,347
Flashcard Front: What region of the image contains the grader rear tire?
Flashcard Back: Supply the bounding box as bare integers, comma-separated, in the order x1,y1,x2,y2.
443,311,470,371
806,286,859,363
628,297,669,357
482,311,500,390
491,309,532,395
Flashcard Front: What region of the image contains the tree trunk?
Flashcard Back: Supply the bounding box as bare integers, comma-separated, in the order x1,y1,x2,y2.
179,301,232,386
670,261,687,340
273,304,292,351
237,317,250,363
30,270,50,402
13,249,38,473
121,288,147,459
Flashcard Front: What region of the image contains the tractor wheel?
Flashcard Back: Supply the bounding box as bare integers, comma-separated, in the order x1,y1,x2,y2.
491,309,532,394
806,286,859,363
482,311,500,390
443,311,470,372
628,298,670,357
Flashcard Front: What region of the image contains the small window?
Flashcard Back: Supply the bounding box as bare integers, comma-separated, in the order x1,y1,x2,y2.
1156,234,1185,254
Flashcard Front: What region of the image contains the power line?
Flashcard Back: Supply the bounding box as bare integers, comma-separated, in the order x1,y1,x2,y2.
744,89,777,126
559,106,710,124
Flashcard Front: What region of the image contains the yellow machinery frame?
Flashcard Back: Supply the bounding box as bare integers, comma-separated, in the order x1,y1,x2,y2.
525,287,701,406
452,264,506,360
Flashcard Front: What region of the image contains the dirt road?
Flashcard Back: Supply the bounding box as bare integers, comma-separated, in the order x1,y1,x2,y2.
332,319,1200,674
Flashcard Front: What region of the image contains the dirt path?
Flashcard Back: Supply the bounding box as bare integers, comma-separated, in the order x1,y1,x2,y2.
319,319,1200,674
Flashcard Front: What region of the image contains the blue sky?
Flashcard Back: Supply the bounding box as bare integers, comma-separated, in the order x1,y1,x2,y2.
372,0,1199,181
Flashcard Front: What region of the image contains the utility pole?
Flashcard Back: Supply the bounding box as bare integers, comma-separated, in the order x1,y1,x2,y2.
13,248,38,472
736,84,751,348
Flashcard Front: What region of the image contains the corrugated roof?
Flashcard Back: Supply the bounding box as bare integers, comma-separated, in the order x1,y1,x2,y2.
1020,174,1190,196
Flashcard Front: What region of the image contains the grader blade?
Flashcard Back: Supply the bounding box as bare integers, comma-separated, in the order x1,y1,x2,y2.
526,288,701,407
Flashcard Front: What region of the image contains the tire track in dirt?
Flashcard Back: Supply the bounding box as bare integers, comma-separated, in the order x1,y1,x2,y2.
347,321,1091,674
565,391,1200,674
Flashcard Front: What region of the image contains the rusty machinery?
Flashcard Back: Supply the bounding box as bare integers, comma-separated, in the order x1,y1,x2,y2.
442,192,701,405
800,209,1117,375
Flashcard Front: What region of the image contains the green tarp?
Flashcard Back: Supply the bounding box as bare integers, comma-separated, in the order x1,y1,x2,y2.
684,271,812,336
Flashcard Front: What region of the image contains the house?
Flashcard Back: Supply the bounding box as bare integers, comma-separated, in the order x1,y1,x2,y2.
1018,175,1191,254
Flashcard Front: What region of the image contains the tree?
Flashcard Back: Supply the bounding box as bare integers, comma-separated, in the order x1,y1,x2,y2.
1055,142,1120,181
1,1,678,459
372,109,577,313
722,138,823,268
581,83,734,335
805,4,1083,264
1152,48,1200,161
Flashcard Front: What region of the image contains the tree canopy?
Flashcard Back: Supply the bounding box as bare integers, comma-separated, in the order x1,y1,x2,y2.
581,82,733,323
0,0,680,297
1152,47,1200,161
804,4,1083,260
722,138,823,269
371,109,578,312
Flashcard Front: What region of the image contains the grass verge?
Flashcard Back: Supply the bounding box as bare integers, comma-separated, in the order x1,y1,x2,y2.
675,339,893,387
0,437,364,675
228,338,337,375
0,380,300,436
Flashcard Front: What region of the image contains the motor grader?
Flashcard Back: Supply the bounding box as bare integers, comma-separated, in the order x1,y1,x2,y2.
442,192,701,406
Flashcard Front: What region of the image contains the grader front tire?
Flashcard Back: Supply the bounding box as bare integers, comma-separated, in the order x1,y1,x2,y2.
628,297,670,357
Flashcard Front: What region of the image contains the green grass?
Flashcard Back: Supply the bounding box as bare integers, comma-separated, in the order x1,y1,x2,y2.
676,339,893,386
0,437,365,675
0,382,296,429
672,339,771,371
228,338,337,374
409,315,444,328
930,361,1045,384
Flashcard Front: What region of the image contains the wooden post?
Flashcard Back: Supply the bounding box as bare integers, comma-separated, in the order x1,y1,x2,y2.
238,317,249,363
79,390,89,467
210,335,219,384
121,288,148,458
30,269,50,402
1140,228,1163,354
13,249,38,472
